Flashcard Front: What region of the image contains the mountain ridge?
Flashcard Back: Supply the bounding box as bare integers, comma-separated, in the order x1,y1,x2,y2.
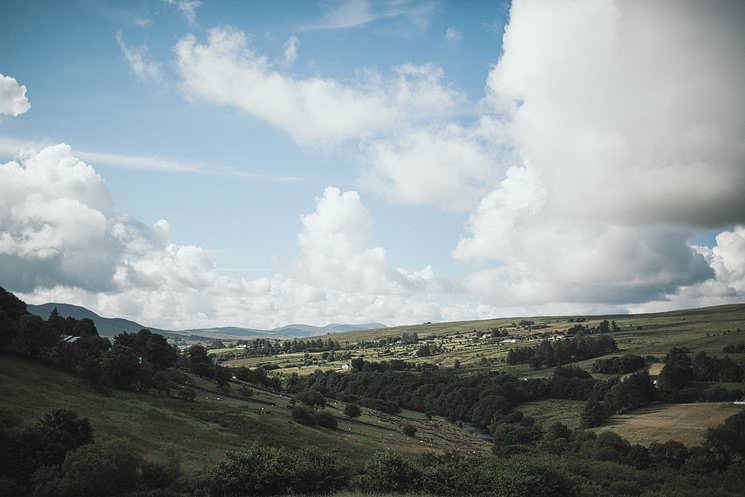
26,302,386,339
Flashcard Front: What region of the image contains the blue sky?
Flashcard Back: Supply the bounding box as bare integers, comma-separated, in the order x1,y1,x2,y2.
1,0,743,329
0,0,506,277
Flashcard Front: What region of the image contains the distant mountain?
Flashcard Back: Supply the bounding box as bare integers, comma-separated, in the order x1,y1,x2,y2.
27,302,386,340
26,303,171,337
179,326,280,339
272,323,386,337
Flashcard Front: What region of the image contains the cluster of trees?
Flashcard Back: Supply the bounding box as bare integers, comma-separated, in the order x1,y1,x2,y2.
592,354,646,374
507,333,618,369
723,343,745,353
692,351,744,382
0,409,179,497
0,287,189,394
581,371,656,428
294,361,602,434
226,337,344,358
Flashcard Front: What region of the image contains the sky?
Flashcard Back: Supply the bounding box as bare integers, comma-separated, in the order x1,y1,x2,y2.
1,0,744,330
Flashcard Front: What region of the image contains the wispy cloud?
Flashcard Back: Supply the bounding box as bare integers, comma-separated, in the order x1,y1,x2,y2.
283,36,299,66
0,136,303,183
116,32,162,82
164,0,201,26
444,27,461,43
303,0,434,31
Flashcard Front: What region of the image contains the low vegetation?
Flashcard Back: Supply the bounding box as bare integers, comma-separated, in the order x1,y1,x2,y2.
1,286,744,496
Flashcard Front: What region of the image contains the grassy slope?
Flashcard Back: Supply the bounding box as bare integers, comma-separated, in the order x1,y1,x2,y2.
593,403,745,446
0,356,489,473
223,303,745,377
221,304,745,445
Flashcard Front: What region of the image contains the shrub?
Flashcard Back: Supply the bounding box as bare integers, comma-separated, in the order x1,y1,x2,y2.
290,405,318,426
402,424,417,437
344,404,361,418
356,451,421,493
316,412,338,429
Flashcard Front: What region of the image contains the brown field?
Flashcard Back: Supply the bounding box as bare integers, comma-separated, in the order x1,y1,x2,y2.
595,402,745,446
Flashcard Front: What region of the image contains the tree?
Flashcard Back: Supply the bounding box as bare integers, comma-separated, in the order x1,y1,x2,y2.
316,411,338,429
402,424,417,437
24,409,94,470
580,395,605,428
344,404,361,418
32,439,144,497
357,451,421,493
102,344,141,390
296,389,325,408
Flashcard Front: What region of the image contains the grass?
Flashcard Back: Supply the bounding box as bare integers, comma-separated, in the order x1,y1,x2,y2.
593,402,745,446
0,356,490,473
220,303,745,378
517,399,584,430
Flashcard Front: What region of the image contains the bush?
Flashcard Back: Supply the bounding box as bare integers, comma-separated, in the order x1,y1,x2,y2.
344,404,361,418
402,424,417,437
191,445,347,496
290,405,318,426
175,387,196,402
356,451,421,493
296,389,325,408
316,412,338,429
238,386,254,399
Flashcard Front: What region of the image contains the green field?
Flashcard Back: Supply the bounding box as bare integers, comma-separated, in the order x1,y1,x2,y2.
593,402,745,446
517,399,584,430
0,356,489,473
220,303,745,379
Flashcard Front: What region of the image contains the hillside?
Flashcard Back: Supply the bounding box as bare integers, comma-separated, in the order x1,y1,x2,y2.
0,355,489,472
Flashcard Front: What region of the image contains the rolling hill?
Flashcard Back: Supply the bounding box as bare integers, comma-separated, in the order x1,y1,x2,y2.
26,302,386,340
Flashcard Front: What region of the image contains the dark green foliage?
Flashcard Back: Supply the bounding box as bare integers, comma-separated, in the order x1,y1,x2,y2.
0,409,93,491
705,409,745,466
343,403,361,418
296,388,325,407
191,445,347,496
490,422,543,445
581,395,606,428
102,343,141,390
592,354,646,374
291,405,318,426
32,439,178,497
649,440,689,469
693,352,744,382
402,424,417,437
357,451,421,493
175,386,196,401
508,333,618,368
238,385,254,399
316,411,338,429
658,347,694,392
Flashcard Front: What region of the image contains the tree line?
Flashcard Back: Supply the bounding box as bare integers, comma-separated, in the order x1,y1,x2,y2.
506,333,618,368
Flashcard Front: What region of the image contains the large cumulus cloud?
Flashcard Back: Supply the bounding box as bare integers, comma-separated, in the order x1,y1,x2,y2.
4,144,445,329
455,0,745,308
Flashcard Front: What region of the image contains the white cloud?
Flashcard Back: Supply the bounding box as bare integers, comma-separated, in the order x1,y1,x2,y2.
362,123,499,211
444,27,461,43
283,36,299,66
175,27,461,145
165,0,200,26
453,0,745,308
5,143,446,329
305,0,433,31
0,74,30,117
116,32,162,82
